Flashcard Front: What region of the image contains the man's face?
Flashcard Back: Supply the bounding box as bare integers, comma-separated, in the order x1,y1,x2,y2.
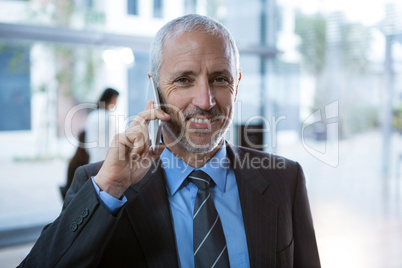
158,31,240,153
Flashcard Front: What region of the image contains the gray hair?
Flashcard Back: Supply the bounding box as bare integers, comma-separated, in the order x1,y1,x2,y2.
150,14,240,88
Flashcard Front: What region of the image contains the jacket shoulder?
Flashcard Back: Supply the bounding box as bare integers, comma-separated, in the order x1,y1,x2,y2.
228,144,300,173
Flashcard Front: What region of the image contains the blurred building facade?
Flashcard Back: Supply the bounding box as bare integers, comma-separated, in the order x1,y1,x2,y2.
1,1,402,267
0,0,286,243
0,0,189,160
0,0,292,159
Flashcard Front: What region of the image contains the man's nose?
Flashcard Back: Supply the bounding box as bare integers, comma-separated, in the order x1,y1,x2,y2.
192,80,216,110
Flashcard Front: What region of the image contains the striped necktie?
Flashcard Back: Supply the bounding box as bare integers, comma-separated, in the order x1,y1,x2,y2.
187,170,230,268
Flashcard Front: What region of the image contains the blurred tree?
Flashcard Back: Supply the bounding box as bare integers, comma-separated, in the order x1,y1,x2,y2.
35,0,102,137
393,103,402,133
1,0,105,159
295,13,371,79
295,12,376,136
4,0,104,158
341,23,371,72
294,13,327,76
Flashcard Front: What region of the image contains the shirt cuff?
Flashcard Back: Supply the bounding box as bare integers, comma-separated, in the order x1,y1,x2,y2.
91,177,127,215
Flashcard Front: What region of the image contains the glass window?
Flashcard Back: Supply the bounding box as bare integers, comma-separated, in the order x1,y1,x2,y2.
84,0,93,9
0,42,31,131
153,0,163,18
127,0,138,15
0,39,145,235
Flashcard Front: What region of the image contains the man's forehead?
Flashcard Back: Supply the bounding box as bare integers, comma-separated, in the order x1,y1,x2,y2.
165,30,227,49
163,31,231,59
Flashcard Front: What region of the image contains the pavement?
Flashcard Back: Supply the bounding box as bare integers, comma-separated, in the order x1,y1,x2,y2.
1,130,401,267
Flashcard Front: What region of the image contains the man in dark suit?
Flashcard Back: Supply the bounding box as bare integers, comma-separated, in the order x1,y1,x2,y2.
19,14,320,268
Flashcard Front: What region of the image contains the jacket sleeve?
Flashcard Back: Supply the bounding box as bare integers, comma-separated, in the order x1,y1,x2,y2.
292,163,321,267
18,166,122,268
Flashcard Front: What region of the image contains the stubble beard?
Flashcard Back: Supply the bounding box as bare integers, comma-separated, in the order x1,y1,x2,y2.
163,107,232,154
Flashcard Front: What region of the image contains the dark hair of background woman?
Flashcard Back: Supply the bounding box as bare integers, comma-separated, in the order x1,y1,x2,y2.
97,88,119,109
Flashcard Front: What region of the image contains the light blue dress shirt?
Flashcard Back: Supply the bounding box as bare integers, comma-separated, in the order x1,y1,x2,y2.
160,145,250,268
91,178,127,215
92,144,250,268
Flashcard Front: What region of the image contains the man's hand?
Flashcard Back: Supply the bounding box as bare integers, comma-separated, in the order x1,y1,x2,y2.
93,100,170,199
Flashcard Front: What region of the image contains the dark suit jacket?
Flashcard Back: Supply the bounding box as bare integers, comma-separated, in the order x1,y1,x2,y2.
19,144,320,268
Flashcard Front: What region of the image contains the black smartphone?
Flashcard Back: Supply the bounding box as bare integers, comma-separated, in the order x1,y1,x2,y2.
147,77,163,154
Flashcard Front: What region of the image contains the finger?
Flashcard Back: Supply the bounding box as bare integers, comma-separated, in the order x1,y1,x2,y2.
130,123,153,158
128,107,169,129
122,125,142,145
145,100,154,111
118,128,147,158
124,123,150,147
120,118,152,160
126,130,147,152
138,108,170,125
140,123,150,157
131,136,147,158
116,133,138,161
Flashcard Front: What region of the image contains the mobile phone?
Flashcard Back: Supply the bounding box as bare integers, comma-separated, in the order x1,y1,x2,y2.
147,77,163,154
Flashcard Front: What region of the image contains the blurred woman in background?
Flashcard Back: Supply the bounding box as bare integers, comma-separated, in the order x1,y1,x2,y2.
85,88,119,163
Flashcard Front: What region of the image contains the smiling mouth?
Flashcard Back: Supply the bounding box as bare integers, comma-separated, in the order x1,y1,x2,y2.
188,118,213,124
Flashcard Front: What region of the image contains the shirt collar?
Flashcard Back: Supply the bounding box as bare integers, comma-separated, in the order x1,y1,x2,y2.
160,142,229,196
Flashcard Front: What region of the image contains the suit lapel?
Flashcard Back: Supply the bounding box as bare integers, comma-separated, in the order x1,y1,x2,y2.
119,145,278,267
124,159,179,268
227,144,278,267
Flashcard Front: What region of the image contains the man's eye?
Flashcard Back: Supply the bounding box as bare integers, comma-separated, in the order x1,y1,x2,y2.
175,78,189,83
214,77,228,84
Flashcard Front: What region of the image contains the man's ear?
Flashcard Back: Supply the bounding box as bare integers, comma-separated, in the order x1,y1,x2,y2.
234,70,241,102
